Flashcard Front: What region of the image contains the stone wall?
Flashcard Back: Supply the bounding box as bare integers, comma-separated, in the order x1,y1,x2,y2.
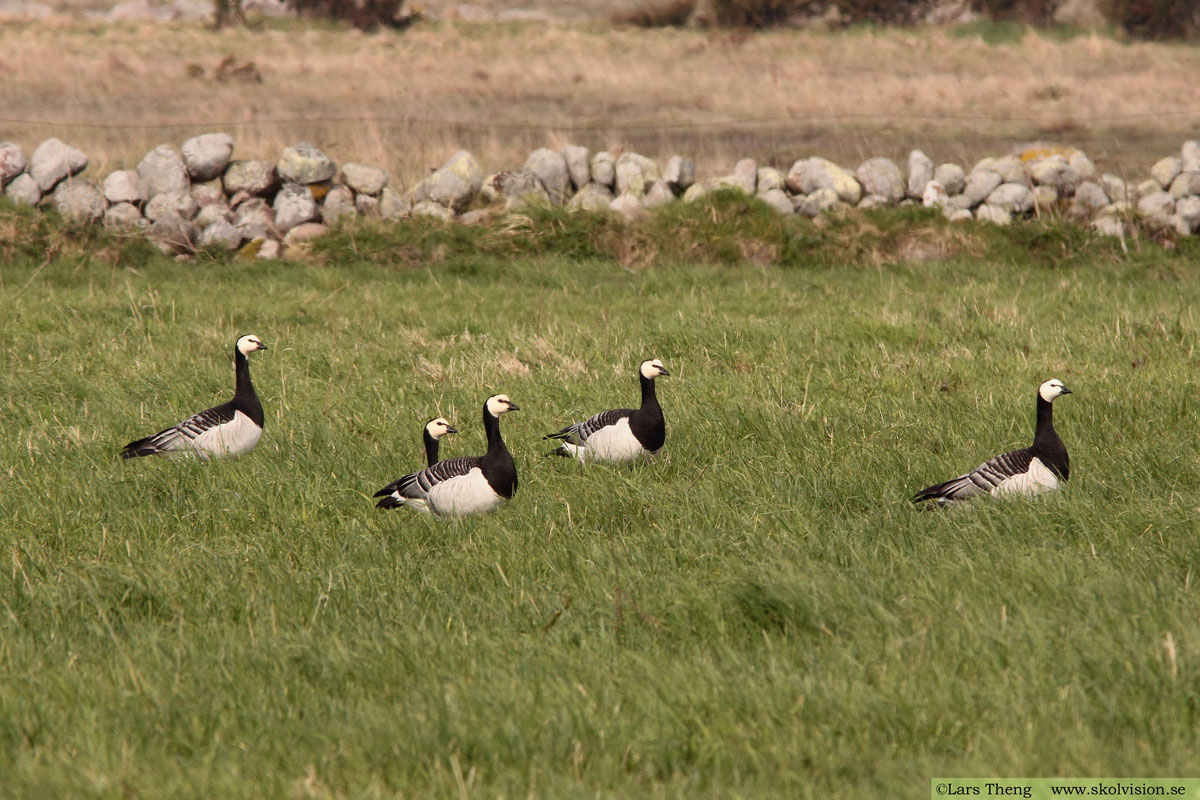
2,135,1198,259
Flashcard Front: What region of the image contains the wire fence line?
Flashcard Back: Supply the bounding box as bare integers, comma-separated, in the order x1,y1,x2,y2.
3,109,1200,132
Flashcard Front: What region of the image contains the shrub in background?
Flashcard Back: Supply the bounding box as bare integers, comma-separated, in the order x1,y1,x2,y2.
1099,0,1200,39
611,0,697,27
285,0,410,29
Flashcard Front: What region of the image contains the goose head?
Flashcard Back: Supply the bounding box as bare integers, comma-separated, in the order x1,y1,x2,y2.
236,334,268,355
425,417,458,439
1039,378,1071,402
486,394,520,417
640,359,670,380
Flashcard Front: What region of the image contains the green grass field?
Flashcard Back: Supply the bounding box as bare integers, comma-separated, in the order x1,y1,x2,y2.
2,197,1199,798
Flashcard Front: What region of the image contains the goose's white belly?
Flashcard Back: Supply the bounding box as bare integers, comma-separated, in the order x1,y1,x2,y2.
191,411,263,458
579,418,646,463
993,457,1059,497
427,468,505,516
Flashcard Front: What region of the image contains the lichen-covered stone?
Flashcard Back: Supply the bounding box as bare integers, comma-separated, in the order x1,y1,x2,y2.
355,194,379,217
191,178,225,208
378,188,409,219
412,201,454,221
975,203,1011,225
643,180,676,209
798,187,840,217
340,163,388,196
4,173,41,205
524,148,570,205
561,144,590,190
1150,156,1181,189
933,163,966,195
922,180,948,208
792,157,861,204
103,202,146,229
756,167,785,194
959,169,1003,208
856,157,905,203
148,213,200,254
615,153,660,197
1068,181,1108,217
907,149,933,199
663,155,695,192
1099,174,1131,203
484,168,549,210
277,142,336,185
1182,141,1200,175
0,142,25,187
991,155,1025,185
1137,191,1175,222
145,192,199,222
1168,172,1200,199
410,150,483,212
182,133,234,181
1175,196,1200,233
30,138,88,192
321,186,357,224
233,198,276,241
103,169,149,205
195,203,231,228
273,183,317,232
1032,185,1058,212
759,188,792,215
200,220,243,250
283,222,328,244
590,151,616,188
567,182,614,212
138,145,190,196
986,182,1034,214
51,178,106,222
608,192,646,220
224,160,278,196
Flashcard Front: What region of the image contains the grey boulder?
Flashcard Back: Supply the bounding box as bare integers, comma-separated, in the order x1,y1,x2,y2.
30,138,88,192
182,133,235,181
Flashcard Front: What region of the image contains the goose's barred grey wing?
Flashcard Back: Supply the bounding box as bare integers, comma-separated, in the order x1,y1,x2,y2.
546,408,633,443
121,401,236,457
394,455,482,497
913,448,1034,503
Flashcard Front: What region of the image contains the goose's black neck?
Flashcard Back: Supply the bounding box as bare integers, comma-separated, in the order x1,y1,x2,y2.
483,406,507,455
424,429,440,468
1032,396,1058,449
233,348,264,427
481,404,517,497
1031,394,1069,480
639,374,659,410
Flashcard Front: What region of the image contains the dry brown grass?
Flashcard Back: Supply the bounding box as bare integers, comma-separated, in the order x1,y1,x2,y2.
2,19,1199,187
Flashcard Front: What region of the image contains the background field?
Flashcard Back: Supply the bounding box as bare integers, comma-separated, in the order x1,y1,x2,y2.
2,198,1199,797
3,19,1200,189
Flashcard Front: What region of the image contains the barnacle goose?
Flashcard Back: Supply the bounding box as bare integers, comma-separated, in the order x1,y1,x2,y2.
545,358,669,463
912,378,1072,505
421,417,458,467
120,334,268,460
374,395,518,516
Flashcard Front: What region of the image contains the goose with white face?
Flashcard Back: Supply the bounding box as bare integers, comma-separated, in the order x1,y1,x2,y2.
546,357,670,464
237,334,268,356
121,334,268,460
375,394,519,516
1039,378,1071,402
639,359,670,380
913,378,1073,505
426,417,458,439
486,394,519,417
